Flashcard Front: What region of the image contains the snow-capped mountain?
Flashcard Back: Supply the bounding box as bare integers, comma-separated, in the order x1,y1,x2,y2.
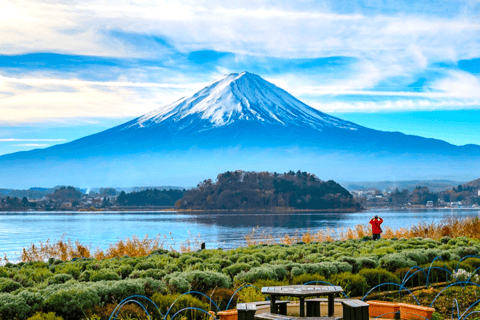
0,72,479,188
130,72,359,131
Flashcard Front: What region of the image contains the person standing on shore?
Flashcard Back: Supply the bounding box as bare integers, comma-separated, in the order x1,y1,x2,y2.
369,215,383,240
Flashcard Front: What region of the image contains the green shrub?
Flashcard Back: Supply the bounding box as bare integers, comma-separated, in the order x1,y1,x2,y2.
54,263,82,280
78,270,92,282
166,271,231,293
91,279,146,304
47,274,74,286
0,267,9,278
330,272,367,297
134,261,157,271
234,265,287,283
403,250,428,265
425,249,442,261
223,263,251,278
291,274,326,285
333,261,353,274
152,293,209,320
44,284,101,320
27,311,64,320
0,292,32,319
115,264,134,279
129,269,166,280
90,269,120,282
13,273,35,287
355,258,378,272
0,277,23,293
359,268,400,288
379,253,416,272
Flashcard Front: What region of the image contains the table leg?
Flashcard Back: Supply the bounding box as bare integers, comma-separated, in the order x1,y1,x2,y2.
328,294,334,317
270,296,277,314
299,297,305,317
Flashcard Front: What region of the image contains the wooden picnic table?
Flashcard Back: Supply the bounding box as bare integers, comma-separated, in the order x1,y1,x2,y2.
261,285,344,317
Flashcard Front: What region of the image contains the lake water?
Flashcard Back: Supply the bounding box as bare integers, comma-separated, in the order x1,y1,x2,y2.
0,209,478,261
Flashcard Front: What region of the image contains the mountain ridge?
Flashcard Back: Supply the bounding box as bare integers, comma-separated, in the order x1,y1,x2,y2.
0,72,479,188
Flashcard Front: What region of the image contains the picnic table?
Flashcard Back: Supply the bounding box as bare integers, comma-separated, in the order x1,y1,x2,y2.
261,285,344,317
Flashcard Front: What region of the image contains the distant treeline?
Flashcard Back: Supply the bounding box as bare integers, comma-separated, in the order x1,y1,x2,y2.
117,188,185,206
176,170,361,210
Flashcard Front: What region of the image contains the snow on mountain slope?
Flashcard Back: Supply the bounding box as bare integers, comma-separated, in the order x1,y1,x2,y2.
128,72,360,132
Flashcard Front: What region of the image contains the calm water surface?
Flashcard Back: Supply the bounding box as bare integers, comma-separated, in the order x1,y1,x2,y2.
0,209,478,261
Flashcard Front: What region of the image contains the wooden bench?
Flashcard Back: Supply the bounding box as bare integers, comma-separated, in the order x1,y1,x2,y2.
342,300,369,320
254,313,342,320
305,298,347,317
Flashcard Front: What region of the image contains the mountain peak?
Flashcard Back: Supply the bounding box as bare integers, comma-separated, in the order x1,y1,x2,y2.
130,72,359,131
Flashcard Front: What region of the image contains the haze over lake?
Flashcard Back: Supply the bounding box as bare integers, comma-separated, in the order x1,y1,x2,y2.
1,209,478,261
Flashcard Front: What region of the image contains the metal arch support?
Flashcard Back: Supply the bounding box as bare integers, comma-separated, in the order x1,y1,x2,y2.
170,307,217,320
427,266,457,287
430,282,480,308
427,256,446,288
226,284,263,311
461,311,480,320
452,298,460,320
459,298,480,320
362,282,420,305
165,291,221,320
455,255,480,273
303,280,349,298
109,294,163,320
110,299,152,320
402,266,427,285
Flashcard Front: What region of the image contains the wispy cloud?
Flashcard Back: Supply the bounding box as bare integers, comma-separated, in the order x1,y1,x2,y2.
0,139,66,142
12,143,50,147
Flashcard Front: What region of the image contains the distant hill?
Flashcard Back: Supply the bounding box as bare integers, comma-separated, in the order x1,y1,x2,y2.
176,170,361,210
464,178,480,188
0,187,57,199
344,180,464,193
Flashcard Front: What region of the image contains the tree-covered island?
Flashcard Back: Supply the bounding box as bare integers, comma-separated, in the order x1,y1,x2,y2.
176,170,361,211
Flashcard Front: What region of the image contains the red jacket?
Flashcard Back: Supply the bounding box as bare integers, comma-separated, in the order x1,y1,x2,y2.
369,218,383,234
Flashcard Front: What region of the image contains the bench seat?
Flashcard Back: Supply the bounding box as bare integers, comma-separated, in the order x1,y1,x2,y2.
342,300,369,320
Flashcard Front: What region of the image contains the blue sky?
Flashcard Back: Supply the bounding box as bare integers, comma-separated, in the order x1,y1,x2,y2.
0,0,479,155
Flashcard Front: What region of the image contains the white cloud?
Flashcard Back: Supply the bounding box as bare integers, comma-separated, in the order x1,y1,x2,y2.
12,143,49,147
0,139,66,142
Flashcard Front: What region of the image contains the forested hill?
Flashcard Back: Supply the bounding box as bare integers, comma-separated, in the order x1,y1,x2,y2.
176,170,361,210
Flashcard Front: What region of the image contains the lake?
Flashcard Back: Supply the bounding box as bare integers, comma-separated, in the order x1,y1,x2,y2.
0,208,478,261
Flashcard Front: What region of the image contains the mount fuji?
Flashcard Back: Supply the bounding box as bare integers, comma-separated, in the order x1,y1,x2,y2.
1,72,479,188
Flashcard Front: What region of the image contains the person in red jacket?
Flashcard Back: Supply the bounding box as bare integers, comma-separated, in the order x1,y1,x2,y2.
369,215,383,240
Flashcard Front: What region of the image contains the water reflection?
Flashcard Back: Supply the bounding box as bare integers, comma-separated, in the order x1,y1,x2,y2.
0,209,477,261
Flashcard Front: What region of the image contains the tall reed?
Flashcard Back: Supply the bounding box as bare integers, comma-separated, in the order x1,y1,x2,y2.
9,215,480,263
244,215,480,245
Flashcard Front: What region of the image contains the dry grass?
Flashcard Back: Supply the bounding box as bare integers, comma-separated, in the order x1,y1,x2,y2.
15,232,203,263
10,215,480,262
245,215,480,245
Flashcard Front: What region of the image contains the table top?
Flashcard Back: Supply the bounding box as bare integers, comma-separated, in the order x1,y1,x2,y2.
261,285,344,297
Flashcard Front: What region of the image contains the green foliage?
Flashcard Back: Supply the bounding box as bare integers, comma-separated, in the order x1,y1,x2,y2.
117,188,184,206
0,277,23,293
43,284,101,320
165,270,231,293
379,253,416,272
151,293,209,320
359,268,400,288
27,311,64,320
178,170,359,210
89,269,121,282
0,292,32,319
54,263,82,280
129,269,166,280
234,265,287,283
47,274,74,285
330,272,366,297
223,262,251,278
